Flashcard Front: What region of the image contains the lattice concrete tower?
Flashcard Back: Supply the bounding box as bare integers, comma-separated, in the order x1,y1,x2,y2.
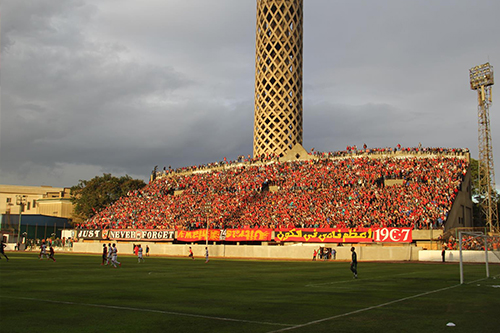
253,0,303,158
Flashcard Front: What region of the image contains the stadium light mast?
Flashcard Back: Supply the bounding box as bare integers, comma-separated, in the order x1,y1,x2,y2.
15,195,27,248
469,62,499,232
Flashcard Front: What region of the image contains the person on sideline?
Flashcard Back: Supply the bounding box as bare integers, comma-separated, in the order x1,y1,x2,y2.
205,247,209,263
350,247,358,279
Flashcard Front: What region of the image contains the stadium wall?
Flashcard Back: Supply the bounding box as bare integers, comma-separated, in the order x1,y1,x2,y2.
419,250,500,263
72,242,422,261
412,229,443,240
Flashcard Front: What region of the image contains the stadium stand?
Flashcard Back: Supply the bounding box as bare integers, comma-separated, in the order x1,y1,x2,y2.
80,147,470,233
441,233,500,251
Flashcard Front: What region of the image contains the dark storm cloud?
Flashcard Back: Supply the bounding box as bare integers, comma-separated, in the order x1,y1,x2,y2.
1,0,499,187
1,0,194,184
302,0,499,166
303,101,477,152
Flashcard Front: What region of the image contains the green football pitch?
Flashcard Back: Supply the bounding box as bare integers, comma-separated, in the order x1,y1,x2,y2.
1,252,499,333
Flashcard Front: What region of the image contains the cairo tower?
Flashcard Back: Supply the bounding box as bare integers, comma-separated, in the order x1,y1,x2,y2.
253,0,303,158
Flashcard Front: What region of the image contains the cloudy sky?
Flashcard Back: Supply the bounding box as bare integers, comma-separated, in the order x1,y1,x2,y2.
1,0,499,188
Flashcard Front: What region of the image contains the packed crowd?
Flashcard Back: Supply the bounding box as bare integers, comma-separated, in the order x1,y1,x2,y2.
443,234,500,251
155,146,468,177
81,148,469,232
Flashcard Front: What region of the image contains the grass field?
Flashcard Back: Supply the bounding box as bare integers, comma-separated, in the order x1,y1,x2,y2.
1,252,499,333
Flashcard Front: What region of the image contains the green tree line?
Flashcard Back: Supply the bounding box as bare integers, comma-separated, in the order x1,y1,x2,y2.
70,174,145,221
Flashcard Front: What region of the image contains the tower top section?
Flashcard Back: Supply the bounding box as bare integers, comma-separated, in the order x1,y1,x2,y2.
470,62,494,90
253,0,304,158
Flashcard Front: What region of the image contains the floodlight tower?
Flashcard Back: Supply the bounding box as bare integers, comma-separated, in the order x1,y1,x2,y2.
469,62,499,232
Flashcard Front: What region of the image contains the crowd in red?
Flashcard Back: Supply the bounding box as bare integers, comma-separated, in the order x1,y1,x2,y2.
443,234,500,251
158,146,468,176
81,147,469,232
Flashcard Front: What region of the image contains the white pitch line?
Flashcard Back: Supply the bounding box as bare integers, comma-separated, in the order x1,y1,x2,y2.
305,271,420,287
267,276,495,333
0,296,294,328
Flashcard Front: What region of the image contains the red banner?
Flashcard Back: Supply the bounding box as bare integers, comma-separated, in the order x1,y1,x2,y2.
221,229,273,242
274,228,412,243
176,229,219,242
177,229,273,242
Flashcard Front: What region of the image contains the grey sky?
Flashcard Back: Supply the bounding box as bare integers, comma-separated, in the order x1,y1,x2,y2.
1,0,499,188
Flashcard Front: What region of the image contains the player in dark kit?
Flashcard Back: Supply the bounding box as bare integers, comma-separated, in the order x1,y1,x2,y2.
350,247,358,279
101,244,107,265
0,240,9,261
48,245,56,262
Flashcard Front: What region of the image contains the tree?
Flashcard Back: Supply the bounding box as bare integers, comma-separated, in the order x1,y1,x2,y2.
70,174,146,220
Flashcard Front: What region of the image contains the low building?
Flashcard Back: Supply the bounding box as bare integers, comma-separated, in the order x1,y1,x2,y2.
0,184,74,218
0,184,75,245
